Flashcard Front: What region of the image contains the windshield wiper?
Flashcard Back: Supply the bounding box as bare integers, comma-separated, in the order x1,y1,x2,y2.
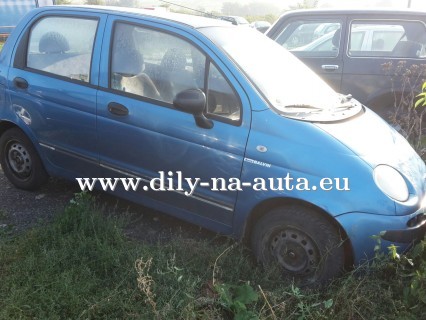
335,94,357,110
340,94,352,103
284,104,323,110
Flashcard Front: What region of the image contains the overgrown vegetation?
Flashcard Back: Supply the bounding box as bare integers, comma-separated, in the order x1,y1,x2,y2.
383,61,426,157
0,193,425,319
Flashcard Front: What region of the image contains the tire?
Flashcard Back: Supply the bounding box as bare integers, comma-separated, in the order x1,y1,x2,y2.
0,128,48,190
251,205,345,287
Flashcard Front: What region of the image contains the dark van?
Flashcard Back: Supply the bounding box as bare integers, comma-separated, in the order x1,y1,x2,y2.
266,9,426,118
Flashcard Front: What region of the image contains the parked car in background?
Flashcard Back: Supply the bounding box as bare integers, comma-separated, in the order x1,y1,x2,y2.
0,0,55,41
219,15,249,26
312,22,340,40
0,5,425,286
266,9,426,119
292,25,405,53
250,20,271,33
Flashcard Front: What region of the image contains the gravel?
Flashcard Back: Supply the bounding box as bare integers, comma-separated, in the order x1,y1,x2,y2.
0,168,77,234
0,167,214,242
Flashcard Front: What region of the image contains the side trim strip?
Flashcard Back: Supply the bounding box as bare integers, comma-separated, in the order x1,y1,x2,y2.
39,142,234,211
39,142,98,165
100,162,234,212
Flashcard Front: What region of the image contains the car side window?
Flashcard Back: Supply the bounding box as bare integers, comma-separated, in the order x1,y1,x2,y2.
110,23,206,103
349,21,426,58
206,63,241,122
27,17,98,82
274,20,342,57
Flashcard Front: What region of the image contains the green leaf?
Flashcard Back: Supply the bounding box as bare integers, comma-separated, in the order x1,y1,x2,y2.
234,310,259,320
414,98,425,108
216,284,233,306
235,283,259,305
410,241,424,259
233,300,248,314
324,299,333,309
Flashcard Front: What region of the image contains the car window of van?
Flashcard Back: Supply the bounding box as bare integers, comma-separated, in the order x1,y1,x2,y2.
110,22,241,122
348,21,426,58
274,20,342,57
26,17,98,82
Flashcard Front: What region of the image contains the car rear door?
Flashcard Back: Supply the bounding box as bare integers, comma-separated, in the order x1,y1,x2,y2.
96,16,251,230
341,15,426,114
267,14,347,92
7,10,106,177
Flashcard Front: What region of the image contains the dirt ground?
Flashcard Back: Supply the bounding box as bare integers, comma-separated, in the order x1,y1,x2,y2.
0,167,214,242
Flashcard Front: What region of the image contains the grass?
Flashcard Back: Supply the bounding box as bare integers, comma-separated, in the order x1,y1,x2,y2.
0,192,425,319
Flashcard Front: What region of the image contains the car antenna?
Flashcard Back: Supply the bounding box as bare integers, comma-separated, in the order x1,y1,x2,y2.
158,0,218,18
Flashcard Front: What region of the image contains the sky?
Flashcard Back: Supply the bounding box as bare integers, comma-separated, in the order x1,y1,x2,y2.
317,0,426,9
69,0,426,11
148,0,426,11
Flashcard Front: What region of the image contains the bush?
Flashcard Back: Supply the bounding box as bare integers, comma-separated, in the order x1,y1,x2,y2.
383,61,426,157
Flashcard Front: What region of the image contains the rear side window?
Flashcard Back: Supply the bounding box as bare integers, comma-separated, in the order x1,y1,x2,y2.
27,16,98,82
349,20,426,58
274,20,342,57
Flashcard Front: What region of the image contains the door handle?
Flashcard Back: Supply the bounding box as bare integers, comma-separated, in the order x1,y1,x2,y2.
108,102,129,116
13,77,29,89
321,65,339,71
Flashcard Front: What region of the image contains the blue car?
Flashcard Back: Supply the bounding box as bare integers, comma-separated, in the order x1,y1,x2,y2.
0,5,425,286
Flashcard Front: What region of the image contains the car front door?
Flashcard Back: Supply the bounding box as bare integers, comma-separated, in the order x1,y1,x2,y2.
267,16,346,92
7,11,106,177
96,17,251,230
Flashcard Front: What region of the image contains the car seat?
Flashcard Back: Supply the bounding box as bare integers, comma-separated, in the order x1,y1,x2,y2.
157,48,196,103
111,48,159,99
392,40,421,58
39,32,70,53
331,28,341,49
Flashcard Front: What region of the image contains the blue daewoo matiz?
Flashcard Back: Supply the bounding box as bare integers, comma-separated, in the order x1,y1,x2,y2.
0,5,425,286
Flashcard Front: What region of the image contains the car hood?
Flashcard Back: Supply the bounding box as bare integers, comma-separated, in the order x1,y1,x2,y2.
315,109,426,197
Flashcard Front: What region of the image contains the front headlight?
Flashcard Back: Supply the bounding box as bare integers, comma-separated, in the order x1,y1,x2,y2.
373,165,409,202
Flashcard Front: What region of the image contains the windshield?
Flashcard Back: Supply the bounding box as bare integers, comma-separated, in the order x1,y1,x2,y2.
200,26,361,120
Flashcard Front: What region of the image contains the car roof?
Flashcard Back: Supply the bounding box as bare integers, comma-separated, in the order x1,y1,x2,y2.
44,5,229,29
279,7,426,18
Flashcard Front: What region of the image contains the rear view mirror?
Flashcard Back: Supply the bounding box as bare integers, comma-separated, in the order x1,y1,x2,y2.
173,89,213,129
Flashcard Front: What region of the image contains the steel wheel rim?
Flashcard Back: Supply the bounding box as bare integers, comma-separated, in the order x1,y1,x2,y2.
6,141,32,178
270,227,320,275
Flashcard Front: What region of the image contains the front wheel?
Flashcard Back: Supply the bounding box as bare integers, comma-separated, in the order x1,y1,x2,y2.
251,205,345,287
0,127,48,190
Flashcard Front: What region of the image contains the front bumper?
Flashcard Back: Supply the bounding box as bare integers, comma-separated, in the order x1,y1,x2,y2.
336,208,425,264
381,213,426,243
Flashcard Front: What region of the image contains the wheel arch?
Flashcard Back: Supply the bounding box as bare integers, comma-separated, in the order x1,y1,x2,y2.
242,197,354,268
0,123,48,190
0,120,19,138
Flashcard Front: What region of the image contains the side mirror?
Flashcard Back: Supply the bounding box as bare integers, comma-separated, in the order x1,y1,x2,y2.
173,89,213,129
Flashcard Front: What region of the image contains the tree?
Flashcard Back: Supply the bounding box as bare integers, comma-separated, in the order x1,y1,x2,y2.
55,0,72,4
112,0,138,7
85,0,105,5
222,2,281,17
222,2,243,15
289,0,318,10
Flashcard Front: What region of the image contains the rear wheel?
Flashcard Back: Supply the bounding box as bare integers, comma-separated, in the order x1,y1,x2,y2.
0,128,48,190
251,205,345,287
